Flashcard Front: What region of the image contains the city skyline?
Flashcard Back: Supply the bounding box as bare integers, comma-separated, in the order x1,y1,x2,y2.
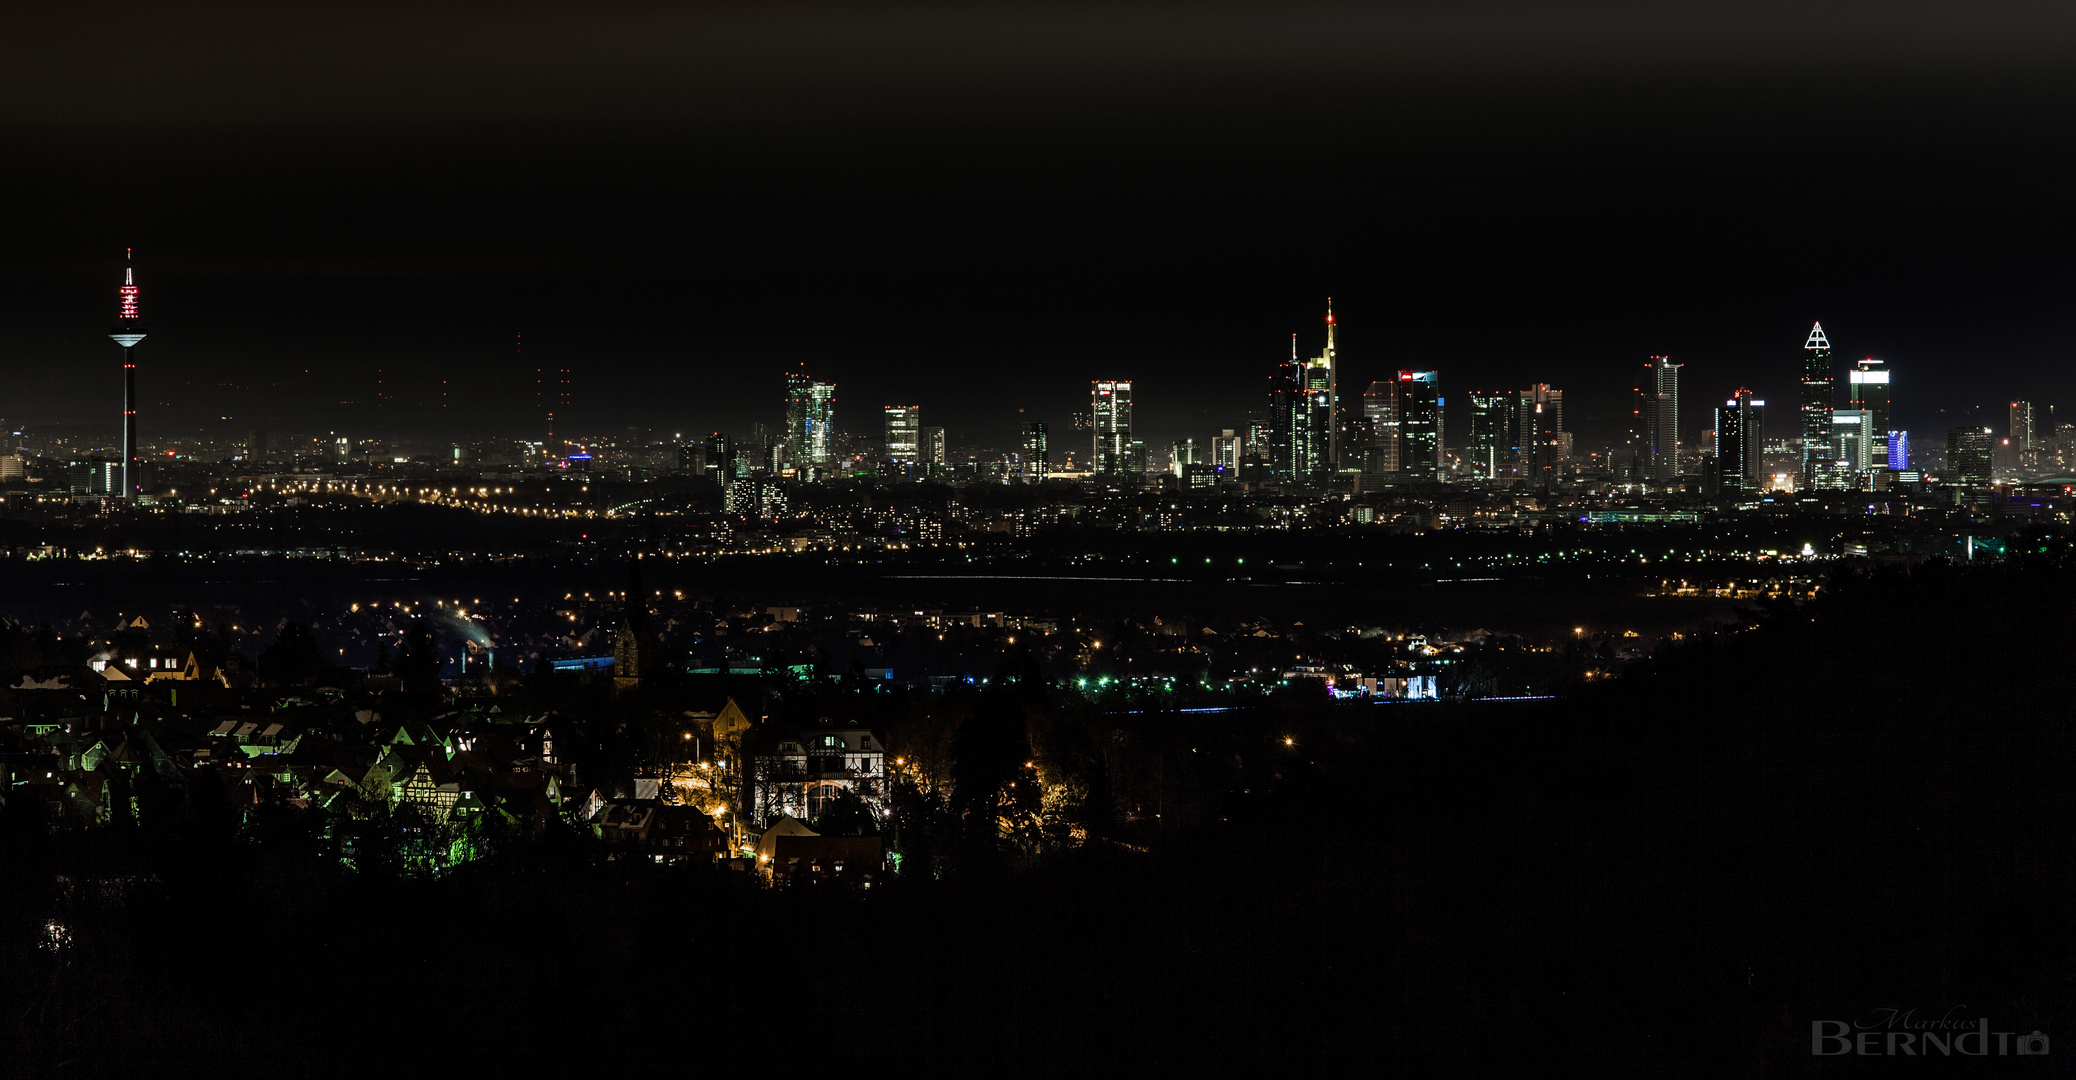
8,259,2051,469
9,7,2076,1072
32,265,2045,477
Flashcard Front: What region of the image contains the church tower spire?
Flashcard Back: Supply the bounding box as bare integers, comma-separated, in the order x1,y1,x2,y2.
612,557,655,692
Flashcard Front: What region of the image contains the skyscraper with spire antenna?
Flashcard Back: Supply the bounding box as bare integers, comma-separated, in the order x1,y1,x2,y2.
108,251,147,500
1302,307,1335,482
1319,300,1339,471
1269,304,1339,485
1800,321,1834,485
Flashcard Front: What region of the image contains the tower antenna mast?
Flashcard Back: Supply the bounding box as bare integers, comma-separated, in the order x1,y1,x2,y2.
108,250,148,501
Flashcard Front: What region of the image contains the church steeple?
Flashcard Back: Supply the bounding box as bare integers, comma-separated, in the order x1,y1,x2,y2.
612,558,654,691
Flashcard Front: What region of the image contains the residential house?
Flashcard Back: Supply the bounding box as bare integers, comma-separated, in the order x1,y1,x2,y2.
767,834,887,888
595,800,728,862
751,725,888,826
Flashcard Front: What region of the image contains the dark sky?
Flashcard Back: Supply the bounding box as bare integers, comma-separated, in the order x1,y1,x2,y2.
4,1,2076,454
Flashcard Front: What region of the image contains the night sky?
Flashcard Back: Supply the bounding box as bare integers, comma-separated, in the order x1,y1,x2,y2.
4,2,2076,454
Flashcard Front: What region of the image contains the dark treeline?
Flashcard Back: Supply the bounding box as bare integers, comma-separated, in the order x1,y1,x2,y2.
7,551,2076,1074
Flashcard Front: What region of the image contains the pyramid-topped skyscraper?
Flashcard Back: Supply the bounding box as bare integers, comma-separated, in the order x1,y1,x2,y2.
1800,321,1833,484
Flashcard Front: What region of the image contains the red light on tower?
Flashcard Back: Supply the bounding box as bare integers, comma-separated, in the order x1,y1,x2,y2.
108,250,148,501
109,253,147,349
115,246,141,322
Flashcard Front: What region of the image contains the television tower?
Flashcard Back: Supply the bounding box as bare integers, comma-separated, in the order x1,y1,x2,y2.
108,251,147,500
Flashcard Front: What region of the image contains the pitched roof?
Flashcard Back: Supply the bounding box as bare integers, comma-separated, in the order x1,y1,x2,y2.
771,834,882,867
756,816,818,860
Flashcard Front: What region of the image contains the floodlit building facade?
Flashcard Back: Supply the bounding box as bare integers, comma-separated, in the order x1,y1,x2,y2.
1092,380,1140,480
751,728,890,826
785,366,836,472
883,405,921,464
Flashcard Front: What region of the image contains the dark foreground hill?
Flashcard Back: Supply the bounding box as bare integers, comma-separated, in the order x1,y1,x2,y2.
4,559,2073,1077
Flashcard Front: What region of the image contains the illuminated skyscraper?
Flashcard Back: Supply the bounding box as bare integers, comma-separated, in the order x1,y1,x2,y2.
68,460,118,495
1092,380,1138,479
1269,337,1305,482
1265,306,1341,485
1020,421,1049,481
1636,357,1680,485
705,432,738,478
1211,429,1243,472
1317,301,1340,470
1364,380,1400,475
1800,322,1834,483
1713,389,1764,495
1521,383,1566,484
1466,391,1519,479
1948,427,1993,485
1397,371,1441,480
2010,400,2037,451
1833,409,1875,473
883,405,921,464
1239,420,1272,481
1301,351,1334,481
107,252,146,500
1849,357,1891,447
1169,438,1200,478
920,427,946,465
784,365,836,472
